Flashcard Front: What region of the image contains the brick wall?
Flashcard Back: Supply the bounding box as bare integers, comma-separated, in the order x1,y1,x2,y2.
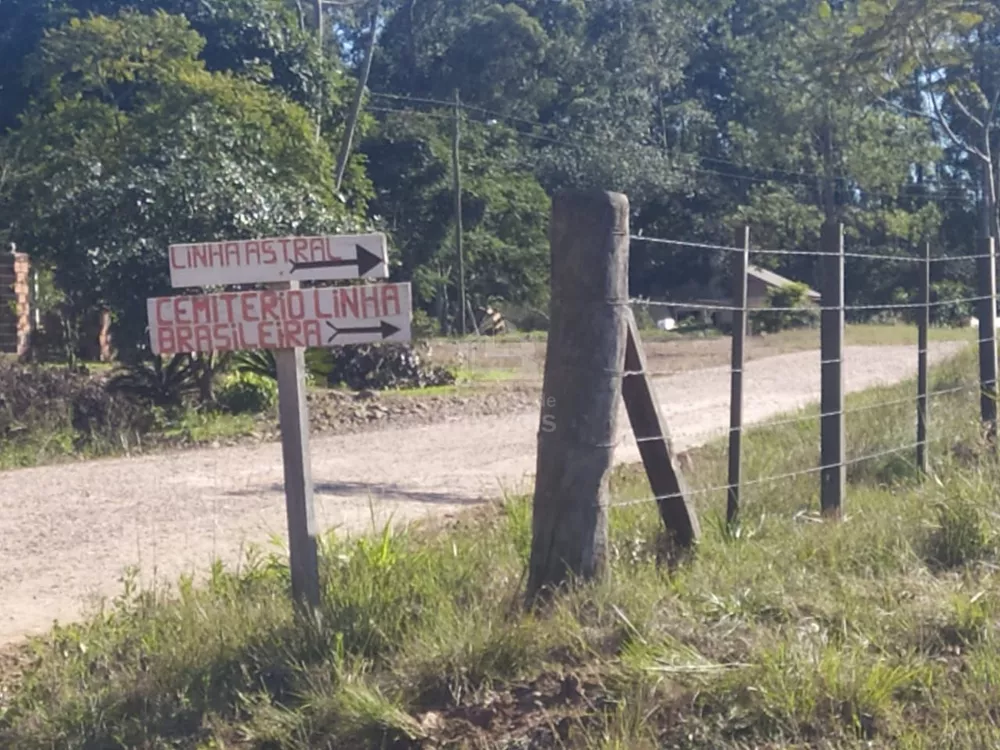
0,252,31,357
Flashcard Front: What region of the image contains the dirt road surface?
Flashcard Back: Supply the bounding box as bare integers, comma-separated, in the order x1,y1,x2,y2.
0,344,965,644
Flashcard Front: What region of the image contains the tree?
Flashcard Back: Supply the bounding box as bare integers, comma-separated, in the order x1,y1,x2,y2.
864,1,1000,244
708,0,943,308
0,0,367,165
1,10,367,352
362,108,550,328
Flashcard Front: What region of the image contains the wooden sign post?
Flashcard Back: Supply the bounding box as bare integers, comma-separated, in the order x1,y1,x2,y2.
148,231,411,609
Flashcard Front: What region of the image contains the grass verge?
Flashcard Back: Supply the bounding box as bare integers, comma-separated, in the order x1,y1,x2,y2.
2,347,998,749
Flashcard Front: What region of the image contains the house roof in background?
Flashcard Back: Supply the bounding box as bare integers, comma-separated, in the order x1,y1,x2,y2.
747,265,820,299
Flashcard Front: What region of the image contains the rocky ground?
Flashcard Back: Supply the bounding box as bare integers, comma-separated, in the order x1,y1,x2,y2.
188,382,544,450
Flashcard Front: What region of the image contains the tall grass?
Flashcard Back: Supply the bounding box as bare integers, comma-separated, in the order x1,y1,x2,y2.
4,347,1000,748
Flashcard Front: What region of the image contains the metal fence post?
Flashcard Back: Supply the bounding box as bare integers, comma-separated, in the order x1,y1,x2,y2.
453,88,466,336
917,241,930,474
820,222,845,517
977,236,998,442
727,227,749,527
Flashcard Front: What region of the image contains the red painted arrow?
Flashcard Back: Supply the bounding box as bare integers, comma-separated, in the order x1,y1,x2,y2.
291,245,383,276
325,320,401,343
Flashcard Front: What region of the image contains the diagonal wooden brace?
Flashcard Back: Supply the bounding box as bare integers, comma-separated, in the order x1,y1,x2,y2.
621,311,700,549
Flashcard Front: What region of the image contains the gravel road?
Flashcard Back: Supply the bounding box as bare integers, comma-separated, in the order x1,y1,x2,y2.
0,343,965,644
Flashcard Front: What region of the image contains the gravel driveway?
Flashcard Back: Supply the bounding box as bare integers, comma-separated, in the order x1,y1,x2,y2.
0,343,965,644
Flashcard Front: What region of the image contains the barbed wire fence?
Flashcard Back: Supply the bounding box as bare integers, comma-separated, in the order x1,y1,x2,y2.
527,191,999,584
626,227,998,531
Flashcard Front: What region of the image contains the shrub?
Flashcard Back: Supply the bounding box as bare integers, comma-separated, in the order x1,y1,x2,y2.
926,496,993,570
216,371,278,415
496,302,549,332
411,309,440,340
0,362,148,451
632,305,658,331
326,343,456,390
755,282,820,333
931,280,975,327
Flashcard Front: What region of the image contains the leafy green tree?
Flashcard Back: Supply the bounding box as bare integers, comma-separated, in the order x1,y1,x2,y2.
864,0,1000,243
362,109,549,328
0,0,368,170
1,10,366,351
711,0,944,311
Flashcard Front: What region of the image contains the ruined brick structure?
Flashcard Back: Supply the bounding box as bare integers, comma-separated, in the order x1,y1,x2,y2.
0,251,31,357
1,250,114,361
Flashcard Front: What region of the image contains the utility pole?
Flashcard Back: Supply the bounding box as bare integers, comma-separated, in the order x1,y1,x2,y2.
334,0,381,193
452,89,466,336
313,0,323,45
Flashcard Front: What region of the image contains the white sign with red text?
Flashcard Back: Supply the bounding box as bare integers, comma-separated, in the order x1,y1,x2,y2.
148,282,412,355
168,233,389,288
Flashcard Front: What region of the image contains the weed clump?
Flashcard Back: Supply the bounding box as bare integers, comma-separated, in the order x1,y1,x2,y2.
926,496,994,570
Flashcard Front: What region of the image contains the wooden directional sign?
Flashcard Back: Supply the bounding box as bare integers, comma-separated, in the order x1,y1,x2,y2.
148,282,412,355
168,233,389,288
149,231,406,612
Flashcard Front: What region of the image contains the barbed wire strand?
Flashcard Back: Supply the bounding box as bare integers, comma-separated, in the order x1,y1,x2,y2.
629,235,992,264
628,297,994,314
613,441,928,509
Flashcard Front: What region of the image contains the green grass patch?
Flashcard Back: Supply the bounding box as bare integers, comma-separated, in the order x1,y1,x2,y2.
153,408,259,444
5,346,1000,748
0,408,260,470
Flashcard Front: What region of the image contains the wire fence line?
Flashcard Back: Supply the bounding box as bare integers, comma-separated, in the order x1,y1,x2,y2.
611,441,930,510
614,384,975,443
629,297,991,314
365,94,994,532
606,222,999,528
630,234,992,264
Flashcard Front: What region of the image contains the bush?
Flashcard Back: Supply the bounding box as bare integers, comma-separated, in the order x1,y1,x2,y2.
216,371,278,415
326,343,456,390
496,302,549,332
0,362,149,453
926,493,994,570
931,280,974,327
632,305,658,331
754,282,820,333
411,309,440,340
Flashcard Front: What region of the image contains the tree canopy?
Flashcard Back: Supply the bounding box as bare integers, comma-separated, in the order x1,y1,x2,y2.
1,0,998,348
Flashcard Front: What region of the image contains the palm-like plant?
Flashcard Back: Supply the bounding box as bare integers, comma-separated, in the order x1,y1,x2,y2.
106,354,202,407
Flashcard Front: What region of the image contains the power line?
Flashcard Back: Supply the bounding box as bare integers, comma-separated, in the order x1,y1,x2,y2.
368,91,973,204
